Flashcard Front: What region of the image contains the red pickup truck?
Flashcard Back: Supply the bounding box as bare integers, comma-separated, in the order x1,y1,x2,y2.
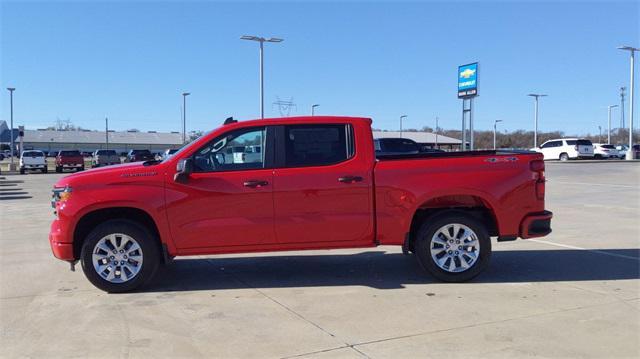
55,150,85,172
49,116,552,292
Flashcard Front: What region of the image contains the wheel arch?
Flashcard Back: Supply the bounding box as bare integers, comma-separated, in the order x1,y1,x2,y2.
73,207,163,260
406,195,499,253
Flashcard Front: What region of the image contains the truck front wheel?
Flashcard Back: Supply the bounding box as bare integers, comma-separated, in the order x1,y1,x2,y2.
414,212,491,282
80,220,160,293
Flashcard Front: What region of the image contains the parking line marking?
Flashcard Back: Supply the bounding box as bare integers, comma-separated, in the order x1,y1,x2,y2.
552,181,638,188
527,239,640,261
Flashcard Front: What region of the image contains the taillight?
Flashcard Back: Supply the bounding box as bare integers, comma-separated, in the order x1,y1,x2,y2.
530,159,545,200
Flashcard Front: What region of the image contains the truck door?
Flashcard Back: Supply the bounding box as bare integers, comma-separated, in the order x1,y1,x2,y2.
272,123,375,246
166,126,276,249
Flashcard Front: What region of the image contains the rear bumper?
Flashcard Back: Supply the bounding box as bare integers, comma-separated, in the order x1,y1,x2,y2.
49,219,75,261
520,210,553,239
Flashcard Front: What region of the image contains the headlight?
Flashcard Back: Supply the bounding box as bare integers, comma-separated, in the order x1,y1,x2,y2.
51,186,73,209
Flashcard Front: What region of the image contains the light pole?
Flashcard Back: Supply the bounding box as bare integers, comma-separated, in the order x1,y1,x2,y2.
435,116,439,148
311,104,319,116
493,119,503,150
607,105,618,144
182,92,190,144
105,117,109,150
618,45,638,160
6,87,15,167
240,35,284,119
399,115,407,138
528,93,547,148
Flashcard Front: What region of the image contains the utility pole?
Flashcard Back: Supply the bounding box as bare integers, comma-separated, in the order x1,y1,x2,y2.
528,93,548,148
311,104,319,116
620,87,626,128
598,125,602,143
493,119,503,150
240,35,284,119
105,117,109,150
182,92,190,144
399,115,407,138
6,87,16,169
618,46,638,160
607,105,618,145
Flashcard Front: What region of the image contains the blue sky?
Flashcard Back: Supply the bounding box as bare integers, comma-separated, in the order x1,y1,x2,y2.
1,0,638,135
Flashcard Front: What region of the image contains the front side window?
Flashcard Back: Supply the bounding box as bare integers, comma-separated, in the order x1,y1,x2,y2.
284,124,354,167
194,127,265,172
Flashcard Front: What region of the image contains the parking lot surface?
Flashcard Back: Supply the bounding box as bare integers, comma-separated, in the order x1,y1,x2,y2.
1,162,639,358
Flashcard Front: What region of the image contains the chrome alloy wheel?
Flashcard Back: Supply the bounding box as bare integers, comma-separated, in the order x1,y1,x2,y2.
430,223,480,273
92,233,144,283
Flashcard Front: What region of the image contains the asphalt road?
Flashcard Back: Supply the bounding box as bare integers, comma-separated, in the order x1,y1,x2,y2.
1,162,639,358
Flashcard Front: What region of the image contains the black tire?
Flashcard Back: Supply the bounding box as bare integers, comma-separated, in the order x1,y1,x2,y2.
81,219,160,293
414,211,491,282
19,167,25,174
594,154,602,160
78,166,84,171
55,166,62,173
42,167,48,174
559,153,569,161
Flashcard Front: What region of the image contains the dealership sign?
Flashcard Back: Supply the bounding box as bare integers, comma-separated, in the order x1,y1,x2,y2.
458,62,478,98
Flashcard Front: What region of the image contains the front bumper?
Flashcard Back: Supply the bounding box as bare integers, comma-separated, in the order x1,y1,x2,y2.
49,219,75,260
520,210,553,239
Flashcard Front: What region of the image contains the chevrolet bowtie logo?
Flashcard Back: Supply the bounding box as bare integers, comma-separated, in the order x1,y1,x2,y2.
460,68,476,79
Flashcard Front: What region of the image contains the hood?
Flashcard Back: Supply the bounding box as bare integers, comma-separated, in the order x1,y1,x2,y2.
54,161,164,188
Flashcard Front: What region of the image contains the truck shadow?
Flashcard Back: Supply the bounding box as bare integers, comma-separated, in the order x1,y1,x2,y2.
144,248,639,292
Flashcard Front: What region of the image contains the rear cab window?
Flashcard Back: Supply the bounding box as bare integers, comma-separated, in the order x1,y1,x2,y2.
60,150,81,156
283,124,354,167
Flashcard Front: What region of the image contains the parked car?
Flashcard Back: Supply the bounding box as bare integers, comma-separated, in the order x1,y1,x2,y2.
531,138,594,161
374,138,421,156
55,150,84,172
125,149,155,163
593,143,620,159
161,148,180,160
49,116,552,292
20,150,47,174
92,150,120,167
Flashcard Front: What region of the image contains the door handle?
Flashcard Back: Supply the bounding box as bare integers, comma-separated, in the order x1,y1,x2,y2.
338,176,363,183
243,180,269,188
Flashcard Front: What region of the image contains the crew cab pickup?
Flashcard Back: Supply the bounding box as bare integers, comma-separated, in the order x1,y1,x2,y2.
55,150,85,172
92,150,120,167
20,150,47,174
49,116,552,292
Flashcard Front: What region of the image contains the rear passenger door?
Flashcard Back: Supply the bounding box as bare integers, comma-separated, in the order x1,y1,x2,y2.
272,124,375,246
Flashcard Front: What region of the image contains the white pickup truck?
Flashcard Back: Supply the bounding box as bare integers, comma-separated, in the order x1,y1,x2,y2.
20,150,47,174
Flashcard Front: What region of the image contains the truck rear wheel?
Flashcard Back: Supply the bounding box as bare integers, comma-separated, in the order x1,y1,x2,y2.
414,212,491,282
80,220,160,293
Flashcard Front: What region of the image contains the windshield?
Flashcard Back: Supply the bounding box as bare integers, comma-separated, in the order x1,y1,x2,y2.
133,150,151,155
97,150,117,155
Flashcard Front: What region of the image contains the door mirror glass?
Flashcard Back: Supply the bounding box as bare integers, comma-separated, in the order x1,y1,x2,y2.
174,158,193,183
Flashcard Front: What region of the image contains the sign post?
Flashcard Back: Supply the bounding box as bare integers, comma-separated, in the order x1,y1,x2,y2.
458,62,479,150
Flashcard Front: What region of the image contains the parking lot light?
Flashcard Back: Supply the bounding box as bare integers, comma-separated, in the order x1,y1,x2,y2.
399,115,407,138
6,87,15,168
182,92,190,144
618,46,638,160
607,105,618,145
493,119,503,150
241,35,284,119
311,104,319,116
528,94,547,148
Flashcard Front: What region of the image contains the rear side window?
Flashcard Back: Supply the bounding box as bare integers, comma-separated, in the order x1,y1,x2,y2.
542,141,561,148
284,124,354,167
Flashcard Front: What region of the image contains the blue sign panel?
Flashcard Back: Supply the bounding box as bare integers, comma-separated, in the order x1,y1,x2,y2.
458,62,478,98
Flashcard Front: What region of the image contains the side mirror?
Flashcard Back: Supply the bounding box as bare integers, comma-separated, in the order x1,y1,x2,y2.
174,158,193,183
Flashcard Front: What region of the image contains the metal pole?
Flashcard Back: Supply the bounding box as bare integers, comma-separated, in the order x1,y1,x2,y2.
183,94,186,144
628,50,635,160
469,98,474,150
607,105,617,145
534,96,539,148
399,115,407,138
461,99,467,151
105,117,109,150
259,40,264,119
7,88,15,166
435,116,439,148
494,122,497,150
311,104,319,116
598,126,602,143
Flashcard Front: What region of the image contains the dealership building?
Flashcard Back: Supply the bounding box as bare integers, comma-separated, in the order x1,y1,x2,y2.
0,121,183,154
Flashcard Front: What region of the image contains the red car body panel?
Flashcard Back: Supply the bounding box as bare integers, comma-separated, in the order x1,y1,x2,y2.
49,116,551,262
